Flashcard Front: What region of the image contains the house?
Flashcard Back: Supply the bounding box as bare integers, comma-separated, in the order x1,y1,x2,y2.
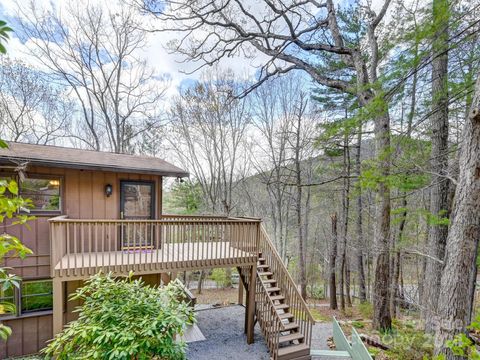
0,142,313,360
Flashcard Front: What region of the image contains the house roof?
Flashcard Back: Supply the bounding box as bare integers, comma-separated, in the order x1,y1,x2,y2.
0,142,189,177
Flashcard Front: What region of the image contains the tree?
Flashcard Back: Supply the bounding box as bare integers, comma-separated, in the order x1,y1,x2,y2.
168,68,251,215
433,72,480,358
288,90,316,299
0,57,72,144
17,1,167,153
43,273,195,359
423,0,451,332
139,0,395,330
249,75,298,260
329,212,338,310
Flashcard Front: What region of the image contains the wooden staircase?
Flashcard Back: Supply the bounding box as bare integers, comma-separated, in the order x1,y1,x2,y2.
257,255,311,360
237,224,314,360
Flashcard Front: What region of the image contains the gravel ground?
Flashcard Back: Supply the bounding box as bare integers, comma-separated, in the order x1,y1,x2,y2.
186,305,270,360
311,322,334,350
186,305,341,360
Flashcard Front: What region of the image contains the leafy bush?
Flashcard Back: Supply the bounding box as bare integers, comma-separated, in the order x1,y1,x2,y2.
42,272,195,360
210,268,229,288
382,320,433,360
358,301,374,319
352,321,365,329
0,174,33,340
307,285,325,300
438,315,480,359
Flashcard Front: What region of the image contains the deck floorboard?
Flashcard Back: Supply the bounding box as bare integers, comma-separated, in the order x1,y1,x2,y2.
54,242,256,276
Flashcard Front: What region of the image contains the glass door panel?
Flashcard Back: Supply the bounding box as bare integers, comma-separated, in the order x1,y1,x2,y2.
120,181,155,249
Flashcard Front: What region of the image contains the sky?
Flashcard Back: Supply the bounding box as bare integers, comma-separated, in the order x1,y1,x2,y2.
0,0,392,98
0,0,274,98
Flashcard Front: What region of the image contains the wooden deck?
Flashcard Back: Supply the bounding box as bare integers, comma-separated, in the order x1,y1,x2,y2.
50,217,260,279
49,216,314,359
54,242,257,278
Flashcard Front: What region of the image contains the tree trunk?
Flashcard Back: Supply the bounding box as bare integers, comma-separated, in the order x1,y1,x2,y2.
372,111,392,331
346,260,352,307
433,74,480,358
329,212,338,310
197,270,206,295
295,113,307,300
424,0,450,332
340,132,351,310
355,128,367,303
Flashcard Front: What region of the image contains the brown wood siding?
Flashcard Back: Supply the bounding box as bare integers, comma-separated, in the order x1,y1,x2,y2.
0,165,163,356
0,313,52,358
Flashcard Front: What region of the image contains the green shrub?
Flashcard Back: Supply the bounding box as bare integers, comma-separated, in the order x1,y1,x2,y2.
308,285,325,300
437,315,480,359
42,272,195,360
352,321,365,329
358,301,373,319
210,268,229,288
383,320,433,360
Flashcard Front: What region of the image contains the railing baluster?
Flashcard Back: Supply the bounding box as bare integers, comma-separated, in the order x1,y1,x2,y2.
73,223,78,277
66,223,71,277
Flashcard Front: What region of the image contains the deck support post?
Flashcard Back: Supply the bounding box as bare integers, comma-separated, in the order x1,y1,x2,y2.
246,263,257,344
52,278,64,336
238,279,244,305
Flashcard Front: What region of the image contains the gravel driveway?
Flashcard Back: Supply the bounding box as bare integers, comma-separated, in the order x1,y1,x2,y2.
186,305,270,360
186,305,339,360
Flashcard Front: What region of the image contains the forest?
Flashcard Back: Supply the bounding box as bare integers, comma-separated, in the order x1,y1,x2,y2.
0,0,480,358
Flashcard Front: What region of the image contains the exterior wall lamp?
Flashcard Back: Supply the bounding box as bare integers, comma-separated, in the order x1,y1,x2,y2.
105,184,113,197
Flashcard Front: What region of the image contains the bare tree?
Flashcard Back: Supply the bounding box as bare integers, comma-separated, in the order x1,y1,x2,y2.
168,68,251,290
287,91,316,299
250,74,303,260
17,1,167,153
168,68,251,215
138,0,394,330
0,57,71,144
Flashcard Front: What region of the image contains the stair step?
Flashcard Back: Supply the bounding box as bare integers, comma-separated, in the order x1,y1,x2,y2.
279,312,294,320
270,295,285,301
258,257,266,262
266,287,281,293
263,279,277,284
258,264,269,269
258,271,273,277
279,332,304,343
266,321,299,333
277,343,310,359
275,304,290,311
281,322,300,331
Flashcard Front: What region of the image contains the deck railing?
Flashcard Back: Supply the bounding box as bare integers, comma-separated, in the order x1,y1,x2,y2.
49,215,260,278
257,225,314,350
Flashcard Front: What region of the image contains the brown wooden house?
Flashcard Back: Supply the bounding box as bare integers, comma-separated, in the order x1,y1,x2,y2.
0,142,314,360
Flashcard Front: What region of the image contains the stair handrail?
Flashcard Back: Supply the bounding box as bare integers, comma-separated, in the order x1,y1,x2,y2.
258,224,314,346
260,225,314,321
255,272,283,359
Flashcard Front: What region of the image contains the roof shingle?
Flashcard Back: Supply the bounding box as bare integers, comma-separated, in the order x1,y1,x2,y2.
0,142,189,177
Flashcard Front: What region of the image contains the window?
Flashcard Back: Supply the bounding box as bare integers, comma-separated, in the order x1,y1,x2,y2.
21,280,53,313
20,177,61,212
0,280,53,317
